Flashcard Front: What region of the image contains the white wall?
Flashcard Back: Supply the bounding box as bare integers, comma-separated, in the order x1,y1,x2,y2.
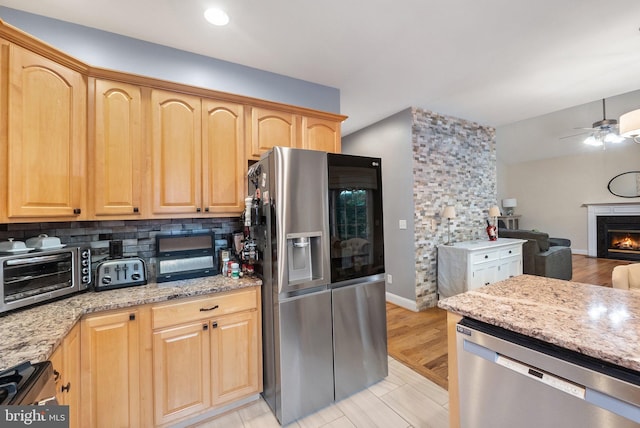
500,143,639,253
342,109,416,306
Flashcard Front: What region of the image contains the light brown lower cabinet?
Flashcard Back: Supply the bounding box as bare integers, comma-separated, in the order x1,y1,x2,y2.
73,287,261,428
210,310,260,406
81,308,142,428
152,320,212,425
151,288,262,426
49,322,81,428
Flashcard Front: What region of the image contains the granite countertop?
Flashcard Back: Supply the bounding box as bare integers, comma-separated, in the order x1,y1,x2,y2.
0,275,261,371
438,274,640,372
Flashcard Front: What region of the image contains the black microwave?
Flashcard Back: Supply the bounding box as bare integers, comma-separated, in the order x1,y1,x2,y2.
155,232,218,282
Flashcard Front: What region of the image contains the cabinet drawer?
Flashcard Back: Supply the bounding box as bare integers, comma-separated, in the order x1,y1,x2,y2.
152,287,257,329
471,250,499,264
499,246,521,259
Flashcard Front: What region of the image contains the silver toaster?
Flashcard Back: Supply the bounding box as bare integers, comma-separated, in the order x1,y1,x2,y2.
94,257,147,291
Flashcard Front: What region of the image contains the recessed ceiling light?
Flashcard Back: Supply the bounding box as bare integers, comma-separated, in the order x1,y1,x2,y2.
204,8,230,26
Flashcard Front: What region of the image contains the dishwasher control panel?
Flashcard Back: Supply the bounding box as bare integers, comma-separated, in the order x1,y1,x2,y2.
496,354,586,399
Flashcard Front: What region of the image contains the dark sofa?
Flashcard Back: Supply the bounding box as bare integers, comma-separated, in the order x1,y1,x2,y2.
498,228,572,280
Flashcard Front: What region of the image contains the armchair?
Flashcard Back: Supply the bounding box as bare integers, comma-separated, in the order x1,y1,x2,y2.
612,264,640,290
497,228,572,280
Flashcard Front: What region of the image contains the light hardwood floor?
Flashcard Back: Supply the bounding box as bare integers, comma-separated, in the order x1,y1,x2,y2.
386,254,633,391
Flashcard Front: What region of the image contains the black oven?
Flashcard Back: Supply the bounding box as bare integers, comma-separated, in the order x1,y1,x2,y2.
0,247,91,315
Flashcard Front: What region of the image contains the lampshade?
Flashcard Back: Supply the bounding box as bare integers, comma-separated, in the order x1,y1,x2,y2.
488,206,501,217
442,205,456,219
502,198,517,208
619,109,640,142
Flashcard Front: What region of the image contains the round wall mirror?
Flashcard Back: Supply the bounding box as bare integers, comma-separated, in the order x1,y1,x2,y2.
607,171,640,198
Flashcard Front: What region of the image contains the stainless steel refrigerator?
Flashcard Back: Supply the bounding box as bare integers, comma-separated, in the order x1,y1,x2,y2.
248,146,387,425
327,152,387,402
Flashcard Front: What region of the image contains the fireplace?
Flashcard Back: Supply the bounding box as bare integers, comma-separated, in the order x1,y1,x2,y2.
596,216,640,261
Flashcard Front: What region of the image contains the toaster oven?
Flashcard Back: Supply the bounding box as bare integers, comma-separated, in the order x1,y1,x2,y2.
155,232,218,282
0,247,91,315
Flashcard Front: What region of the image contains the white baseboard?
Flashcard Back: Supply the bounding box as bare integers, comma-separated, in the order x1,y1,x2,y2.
572,248,588,255
386,292,418,312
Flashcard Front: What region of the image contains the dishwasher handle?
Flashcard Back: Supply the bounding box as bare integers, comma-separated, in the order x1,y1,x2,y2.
463,340,586,399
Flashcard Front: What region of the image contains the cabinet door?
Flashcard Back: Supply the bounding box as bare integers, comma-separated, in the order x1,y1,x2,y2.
210,310,260,406
49,345,64,405
470,262,499,290
248,107,297,159
6,44,86,219
202,99,245,214
498,257,522,281
91,79,142,217
300,116,341,153
81,310,140,428
153,321,211,425
64,322,81,428
150,89,202,214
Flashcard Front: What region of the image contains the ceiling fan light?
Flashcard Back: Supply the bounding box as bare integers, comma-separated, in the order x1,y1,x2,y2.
604,132,625,144
583,135,603,146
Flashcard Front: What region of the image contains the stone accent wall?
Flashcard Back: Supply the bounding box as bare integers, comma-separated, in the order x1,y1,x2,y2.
411,107,496,309
0,217,242,280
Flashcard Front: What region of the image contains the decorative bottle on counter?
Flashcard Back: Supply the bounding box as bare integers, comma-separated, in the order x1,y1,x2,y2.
222,257,229,276
486,220,497,241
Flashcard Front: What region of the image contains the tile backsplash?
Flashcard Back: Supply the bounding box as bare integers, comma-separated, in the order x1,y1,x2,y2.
0,217,243,281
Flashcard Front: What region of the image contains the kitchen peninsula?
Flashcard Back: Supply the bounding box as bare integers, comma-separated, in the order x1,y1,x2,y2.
438,275,640,428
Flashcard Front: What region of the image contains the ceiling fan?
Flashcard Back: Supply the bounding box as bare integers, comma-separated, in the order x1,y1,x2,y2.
562,98,626,147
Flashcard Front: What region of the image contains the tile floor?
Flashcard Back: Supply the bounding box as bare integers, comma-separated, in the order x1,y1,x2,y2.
190,357,449,428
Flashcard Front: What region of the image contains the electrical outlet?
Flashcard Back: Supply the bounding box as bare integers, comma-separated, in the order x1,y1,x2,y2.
387,274,393,284
399,219,407,229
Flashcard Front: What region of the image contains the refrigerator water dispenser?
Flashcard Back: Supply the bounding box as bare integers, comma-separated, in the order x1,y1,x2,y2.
287,233,322,283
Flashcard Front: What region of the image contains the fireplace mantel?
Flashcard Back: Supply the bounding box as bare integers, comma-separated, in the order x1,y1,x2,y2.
584,202,640,257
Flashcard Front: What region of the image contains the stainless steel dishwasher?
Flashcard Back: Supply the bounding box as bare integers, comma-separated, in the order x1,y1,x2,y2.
457,318,640,428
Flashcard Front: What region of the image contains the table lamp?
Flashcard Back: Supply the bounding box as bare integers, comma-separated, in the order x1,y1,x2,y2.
442,205,456,245
488,206,501,222
502,198,517,216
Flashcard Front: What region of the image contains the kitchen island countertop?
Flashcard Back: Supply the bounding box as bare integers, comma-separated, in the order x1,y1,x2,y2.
438,274,640,372
0,275,261,371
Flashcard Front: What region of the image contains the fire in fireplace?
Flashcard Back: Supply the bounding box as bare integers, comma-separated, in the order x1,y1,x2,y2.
597,216,640,261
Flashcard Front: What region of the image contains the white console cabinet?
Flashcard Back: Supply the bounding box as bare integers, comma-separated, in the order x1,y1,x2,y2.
437,238,525,299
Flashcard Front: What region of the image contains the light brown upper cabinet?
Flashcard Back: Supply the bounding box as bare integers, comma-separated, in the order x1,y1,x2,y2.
89,79,143,217
300,116,342,153
149,89,203,215
247,107,297,160
202,99,246,214
0,20,346,221
5,44,86,220
149,90,246,217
